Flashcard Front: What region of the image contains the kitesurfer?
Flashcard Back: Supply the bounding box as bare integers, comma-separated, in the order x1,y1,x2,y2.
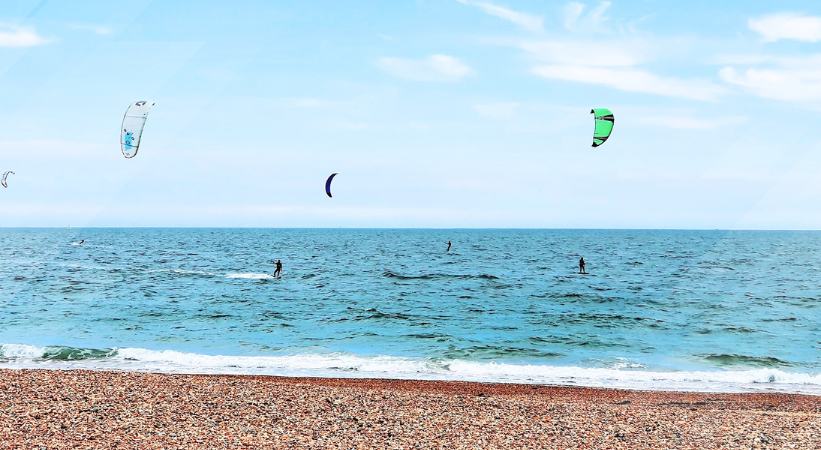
447,241,452,252
579,257,587,274
273,259,283,278
78,240,85,245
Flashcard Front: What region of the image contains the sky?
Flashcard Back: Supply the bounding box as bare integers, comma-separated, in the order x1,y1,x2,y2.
1,0,820,228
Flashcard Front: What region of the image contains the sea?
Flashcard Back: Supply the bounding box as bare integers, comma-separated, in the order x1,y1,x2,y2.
0,228,818,394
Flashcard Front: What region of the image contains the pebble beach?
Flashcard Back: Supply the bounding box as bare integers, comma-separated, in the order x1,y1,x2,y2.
0,369,818,449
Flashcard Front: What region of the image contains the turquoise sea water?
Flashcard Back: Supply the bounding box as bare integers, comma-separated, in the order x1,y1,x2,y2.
0,229,818,393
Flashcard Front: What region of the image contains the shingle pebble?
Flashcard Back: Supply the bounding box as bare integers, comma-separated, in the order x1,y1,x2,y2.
0,369,817,449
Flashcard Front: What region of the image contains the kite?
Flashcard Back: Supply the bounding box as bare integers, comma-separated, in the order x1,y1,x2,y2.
1,171,13,189
325,173,338,198
591,108,614,148
121,100,156,158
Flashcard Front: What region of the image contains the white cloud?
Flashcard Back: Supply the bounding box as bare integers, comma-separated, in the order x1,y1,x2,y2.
500,2,716,102
587,1,611,28
377,54,473,82
462,1,718,102
716,52,821,104
473,102,520,119
456,0,543,32
563,2,585,30
719,65,821,103
563,1,611,31
68,23,112,36
287,97,334,108
532,65,725,101
749,13,821,43
0,24,48,47
635,114,747,130
718,54,821,104
518,39,646,66
712,53,776,65
521,41,723,100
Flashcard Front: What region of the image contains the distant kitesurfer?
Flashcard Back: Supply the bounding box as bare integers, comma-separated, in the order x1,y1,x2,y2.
273,259,282,278
78,240,84,245
447,241,452,252
579,257,587,274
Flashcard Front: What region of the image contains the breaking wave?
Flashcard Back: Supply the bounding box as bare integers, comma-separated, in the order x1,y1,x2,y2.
1,344,818,395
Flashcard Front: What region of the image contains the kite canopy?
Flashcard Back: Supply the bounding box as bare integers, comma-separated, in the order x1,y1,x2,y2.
591,108,614,148
1,171,14,189
121,100,156,158
325,173,338,198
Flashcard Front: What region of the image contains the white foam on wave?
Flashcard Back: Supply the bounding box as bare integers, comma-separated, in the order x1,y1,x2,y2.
607,357,646,370
116,348,432,374
225,273,275,280
1,344,819,395
0,343,44,359
446,360,821,393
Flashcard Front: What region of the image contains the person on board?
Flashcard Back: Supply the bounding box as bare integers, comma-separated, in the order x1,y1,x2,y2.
579,256,587,274
446,241,452,252
273,259,283,278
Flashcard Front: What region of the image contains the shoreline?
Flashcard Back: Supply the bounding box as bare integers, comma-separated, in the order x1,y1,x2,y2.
6,364,817,395
3,344,818,396
1,369,818,448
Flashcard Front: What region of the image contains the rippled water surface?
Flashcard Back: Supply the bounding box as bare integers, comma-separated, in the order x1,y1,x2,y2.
0,229,818,393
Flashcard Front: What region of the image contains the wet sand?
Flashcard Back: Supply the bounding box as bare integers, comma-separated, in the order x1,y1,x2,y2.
0,369,818,449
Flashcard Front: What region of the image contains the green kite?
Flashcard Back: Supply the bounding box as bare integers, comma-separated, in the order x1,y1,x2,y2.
591,108,614,148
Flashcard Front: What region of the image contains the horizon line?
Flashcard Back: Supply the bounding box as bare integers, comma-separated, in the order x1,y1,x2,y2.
1,226,820,232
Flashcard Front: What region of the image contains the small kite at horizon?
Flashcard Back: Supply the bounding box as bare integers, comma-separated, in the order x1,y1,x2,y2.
325,173,338,198
1,171,14,189
591,108,614,148
121,100,156,158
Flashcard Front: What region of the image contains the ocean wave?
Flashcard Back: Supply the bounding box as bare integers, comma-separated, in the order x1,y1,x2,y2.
722,326,759,334
1,344,818,394
0,344,116,361
528,336,626,349
358,308,413,321
761,317,797,322
383,270,498,281
404,333,452,340
700,353,792,367
442,345,563,360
